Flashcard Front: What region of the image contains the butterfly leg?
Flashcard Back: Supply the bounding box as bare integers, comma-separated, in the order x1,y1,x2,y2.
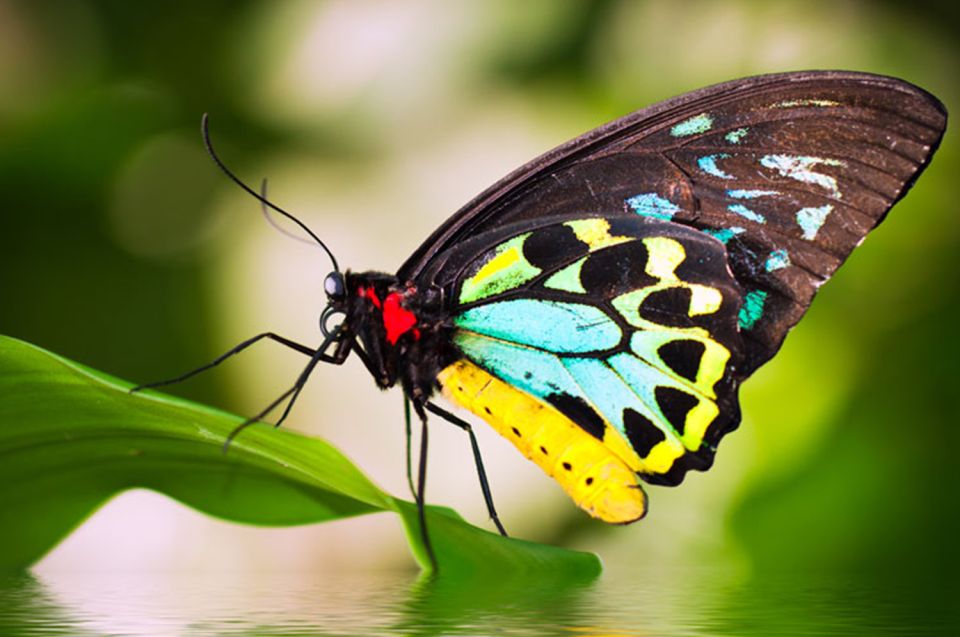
409,401,439,573
403,397,418,500
222,325,347,450
130,332,317,393
424,401,508,537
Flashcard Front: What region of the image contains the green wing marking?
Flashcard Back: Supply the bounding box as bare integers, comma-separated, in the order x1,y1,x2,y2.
458,233,539,304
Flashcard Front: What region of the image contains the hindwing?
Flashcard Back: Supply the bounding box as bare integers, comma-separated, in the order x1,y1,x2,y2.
435,216,744,485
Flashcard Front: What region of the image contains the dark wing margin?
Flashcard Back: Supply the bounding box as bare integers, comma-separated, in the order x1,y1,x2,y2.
398,71,946,376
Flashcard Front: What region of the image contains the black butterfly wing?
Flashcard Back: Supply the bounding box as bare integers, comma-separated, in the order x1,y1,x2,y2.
400,70,946,376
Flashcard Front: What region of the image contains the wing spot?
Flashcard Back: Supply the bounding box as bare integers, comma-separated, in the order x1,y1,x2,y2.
654,387,699,437
739,289,768,330
579,241,656,296
639,287,696,328
671,113,713,137
658,339,706,383
511,427,521,437
545,393,606,440
562,462,572,471
523,224,589,269
623,408,666,458
540,445,549,455
585,477,594,486
483,406,492,415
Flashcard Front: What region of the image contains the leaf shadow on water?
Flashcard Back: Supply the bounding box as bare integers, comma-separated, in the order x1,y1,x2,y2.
396,567,601,637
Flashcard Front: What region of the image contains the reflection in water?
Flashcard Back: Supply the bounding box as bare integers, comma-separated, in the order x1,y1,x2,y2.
399,569,599,636
0,568,951,636
0,575,91,637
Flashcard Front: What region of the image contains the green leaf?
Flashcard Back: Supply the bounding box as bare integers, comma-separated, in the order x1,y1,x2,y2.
0,335,600,578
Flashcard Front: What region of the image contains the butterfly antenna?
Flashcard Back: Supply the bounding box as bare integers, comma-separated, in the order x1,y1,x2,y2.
259,178,318,247
201,113,339,272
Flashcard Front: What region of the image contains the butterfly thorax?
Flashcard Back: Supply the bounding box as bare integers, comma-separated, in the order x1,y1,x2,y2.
341,271,452,402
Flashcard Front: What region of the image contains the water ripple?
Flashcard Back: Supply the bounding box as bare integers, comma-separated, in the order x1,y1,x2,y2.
0,568,952,636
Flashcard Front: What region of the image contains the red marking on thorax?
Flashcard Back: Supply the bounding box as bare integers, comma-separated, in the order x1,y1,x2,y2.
383,292,419,344
358,286,419,345
358,286,382,309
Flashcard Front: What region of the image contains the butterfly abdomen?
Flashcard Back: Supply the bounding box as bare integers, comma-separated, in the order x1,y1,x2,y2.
439,358,648,523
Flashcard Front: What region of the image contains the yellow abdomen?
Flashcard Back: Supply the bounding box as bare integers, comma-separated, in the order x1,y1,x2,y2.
438,359,647,524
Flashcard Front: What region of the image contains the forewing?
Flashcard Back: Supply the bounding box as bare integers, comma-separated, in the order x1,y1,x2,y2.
401,71,946,374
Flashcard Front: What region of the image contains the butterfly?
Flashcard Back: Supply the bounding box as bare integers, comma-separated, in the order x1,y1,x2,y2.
137,71,945,568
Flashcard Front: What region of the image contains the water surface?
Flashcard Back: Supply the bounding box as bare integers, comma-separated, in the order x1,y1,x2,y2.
0,566,952,636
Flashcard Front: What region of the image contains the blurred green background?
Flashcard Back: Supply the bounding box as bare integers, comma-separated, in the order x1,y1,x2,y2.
1,0,957,631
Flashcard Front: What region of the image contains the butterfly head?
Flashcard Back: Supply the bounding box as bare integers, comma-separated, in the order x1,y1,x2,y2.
319,269,349,342
321,270,407,339
323,271,346,304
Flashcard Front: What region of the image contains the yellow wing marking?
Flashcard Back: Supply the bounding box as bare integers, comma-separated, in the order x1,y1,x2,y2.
458,233,541,305
688,284,723,316
473,245,520,283
438,359,648,524
564,218,633,251
642,236,685,279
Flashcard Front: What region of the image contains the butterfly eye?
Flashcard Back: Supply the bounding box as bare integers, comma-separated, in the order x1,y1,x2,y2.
324,271,345,301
